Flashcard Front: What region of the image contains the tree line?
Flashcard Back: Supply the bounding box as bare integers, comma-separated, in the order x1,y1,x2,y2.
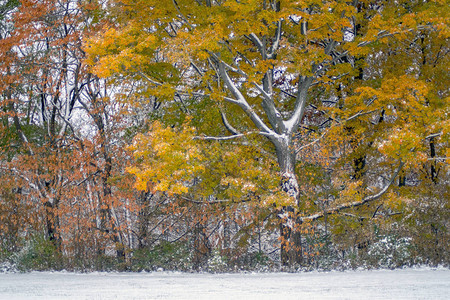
0,0,448,271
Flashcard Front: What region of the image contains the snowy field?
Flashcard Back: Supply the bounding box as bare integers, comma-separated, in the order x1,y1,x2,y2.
0,268,448,299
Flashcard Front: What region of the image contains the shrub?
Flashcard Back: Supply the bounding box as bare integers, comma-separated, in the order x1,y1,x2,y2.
130,241,193,271
366,235,412,269
13,235,62,271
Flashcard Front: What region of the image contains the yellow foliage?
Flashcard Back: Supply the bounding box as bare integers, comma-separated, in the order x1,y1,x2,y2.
127,120,205,195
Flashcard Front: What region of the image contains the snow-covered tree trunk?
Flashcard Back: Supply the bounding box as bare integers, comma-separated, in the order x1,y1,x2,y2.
274,136,303,266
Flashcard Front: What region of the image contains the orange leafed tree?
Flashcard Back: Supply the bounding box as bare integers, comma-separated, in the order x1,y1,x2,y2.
0,0,138,268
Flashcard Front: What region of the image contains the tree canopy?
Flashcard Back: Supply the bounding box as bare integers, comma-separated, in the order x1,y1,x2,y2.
0,0,448,270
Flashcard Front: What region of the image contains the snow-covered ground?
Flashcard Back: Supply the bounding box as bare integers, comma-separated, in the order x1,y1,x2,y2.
0,267,448,299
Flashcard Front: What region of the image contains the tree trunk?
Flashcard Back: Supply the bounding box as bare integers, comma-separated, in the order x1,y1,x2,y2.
274,137,303,266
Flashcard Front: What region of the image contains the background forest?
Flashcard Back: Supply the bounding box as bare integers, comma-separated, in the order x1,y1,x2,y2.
0,0,448,272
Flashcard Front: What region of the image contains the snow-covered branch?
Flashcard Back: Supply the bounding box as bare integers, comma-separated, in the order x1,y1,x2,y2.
300,161,405,222
218,62,274,135
285,75,313,134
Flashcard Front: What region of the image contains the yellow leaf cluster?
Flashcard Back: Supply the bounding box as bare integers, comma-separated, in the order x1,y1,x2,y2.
127,120,205,196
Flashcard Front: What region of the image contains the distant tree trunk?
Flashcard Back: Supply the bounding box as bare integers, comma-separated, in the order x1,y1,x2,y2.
44,200,61,250
137,192,151,249
91,101,125,262
102,149,125,262
192,221,211,269
398,171,406,187
430,138,438,184
222,213,231,253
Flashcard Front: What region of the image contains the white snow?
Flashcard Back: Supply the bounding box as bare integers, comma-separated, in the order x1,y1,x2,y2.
0,267,448,299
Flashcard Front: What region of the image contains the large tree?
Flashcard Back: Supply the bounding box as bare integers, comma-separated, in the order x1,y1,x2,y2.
86,0,448,265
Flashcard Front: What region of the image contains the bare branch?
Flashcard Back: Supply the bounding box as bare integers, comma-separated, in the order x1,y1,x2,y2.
253,82,272,102
279,89,296,98
345,109,378,122
190,59,204,76
171,0,194,29
295,129,329,154
247,33,265,58
427,157,448,161
220,110,240,135
137,70,163,86
253,82,286,133
425,132,442,139
208,51,247,77
194,134,246,141
285,75,313,134
222,96,243,106
357,26,435,47
180,195,253,204
267,20,282,59
194,131,261,141
218,62,274,135
181,196,231,204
